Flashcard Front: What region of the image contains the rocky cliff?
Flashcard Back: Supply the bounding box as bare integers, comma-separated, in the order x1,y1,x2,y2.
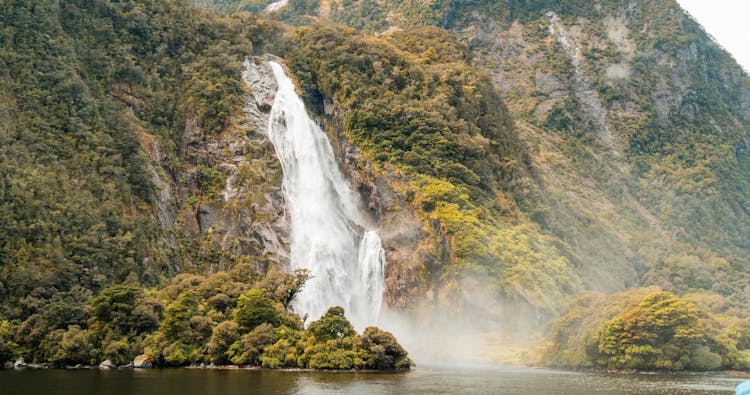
253,0,750,315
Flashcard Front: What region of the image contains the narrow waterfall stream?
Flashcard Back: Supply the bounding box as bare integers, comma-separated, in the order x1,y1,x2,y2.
264,61,384,331
263,0,288,13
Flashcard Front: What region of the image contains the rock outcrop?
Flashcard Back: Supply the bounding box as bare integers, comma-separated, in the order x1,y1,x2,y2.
98,360,114,370
133,354,154,369
142,55,290,275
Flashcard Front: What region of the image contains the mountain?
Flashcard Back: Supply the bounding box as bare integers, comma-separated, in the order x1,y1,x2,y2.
1,0,750,370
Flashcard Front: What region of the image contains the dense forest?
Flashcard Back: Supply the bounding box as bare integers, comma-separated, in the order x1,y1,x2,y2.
2,0,750,371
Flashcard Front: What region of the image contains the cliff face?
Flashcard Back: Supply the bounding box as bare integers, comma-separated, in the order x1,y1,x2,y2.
458,1,750,299
276,0,750,314
171,57,289,274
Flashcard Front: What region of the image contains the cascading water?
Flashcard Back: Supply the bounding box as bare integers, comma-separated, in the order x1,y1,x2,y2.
263,0,288,13
264,61,385,331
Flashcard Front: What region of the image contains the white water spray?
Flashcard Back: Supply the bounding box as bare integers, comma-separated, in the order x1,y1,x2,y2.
263,0,288,13
265,61,385,331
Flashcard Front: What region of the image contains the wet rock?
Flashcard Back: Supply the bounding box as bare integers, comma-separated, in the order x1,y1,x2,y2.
14,358,26,368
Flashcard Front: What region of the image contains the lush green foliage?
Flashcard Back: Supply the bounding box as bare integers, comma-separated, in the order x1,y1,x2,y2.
234,289,279,331
0,265,410,369
544,289,750,371
0,0,287,342
288,25,527,200
594,292,711,370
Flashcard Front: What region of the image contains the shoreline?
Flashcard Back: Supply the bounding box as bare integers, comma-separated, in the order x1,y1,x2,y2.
4,360,747,376
538,365,750,376
2,361,411,373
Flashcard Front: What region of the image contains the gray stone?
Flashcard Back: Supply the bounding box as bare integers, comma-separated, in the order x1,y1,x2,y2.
99,359,115,370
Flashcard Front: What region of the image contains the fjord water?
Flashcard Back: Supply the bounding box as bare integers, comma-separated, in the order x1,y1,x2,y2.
265,61,385,330
0,366,743,394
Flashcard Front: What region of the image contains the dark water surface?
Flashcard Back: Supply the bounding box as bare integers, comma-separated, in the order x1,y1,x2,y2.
1,365,746,394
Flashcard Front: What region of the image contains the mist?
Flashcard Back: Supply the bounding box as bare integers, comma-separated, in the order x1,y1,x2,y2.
375,274,546,368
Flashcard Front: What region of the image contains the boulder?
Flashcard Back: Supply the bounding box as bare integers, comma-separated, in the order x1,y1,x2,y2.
14,358,26,368
99,359,115,370
133,354,154,368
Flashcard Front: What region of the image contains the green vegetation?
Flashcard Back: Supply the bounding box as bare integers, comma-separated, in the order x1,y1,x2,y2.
0,265,411,369
544,289,750,371
0,0,283,341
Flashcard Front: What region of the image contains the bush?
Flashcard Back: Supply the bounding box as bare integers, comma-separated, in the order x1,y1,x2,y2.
160,291,199,341
259,326,303,368
304,341,358,370
89,284,162,336
0,321,17,362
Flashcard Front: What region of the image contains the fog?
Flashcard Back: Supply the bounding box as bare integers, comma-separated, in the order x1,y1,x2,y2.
375,275,545,367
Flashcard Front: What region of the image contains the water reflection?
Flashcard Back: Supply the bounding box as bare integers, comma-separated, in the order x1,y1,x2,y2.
1,365,746,395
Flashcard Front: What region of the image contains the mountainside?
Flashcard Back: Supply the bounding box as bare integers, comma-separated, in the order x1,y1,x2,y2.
2,0,750,370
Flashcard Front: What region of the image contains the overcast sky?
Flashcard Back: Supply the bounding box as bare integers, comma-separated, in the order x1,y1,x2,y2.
676,0,750,73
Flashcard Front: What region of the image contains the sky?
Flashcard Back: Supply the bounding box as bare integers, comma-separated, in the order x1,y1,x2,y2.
676,0,750,73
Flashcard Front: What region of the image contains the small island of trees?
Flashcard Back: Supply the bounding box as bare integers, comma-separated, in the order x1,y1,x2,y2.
0,265,412,371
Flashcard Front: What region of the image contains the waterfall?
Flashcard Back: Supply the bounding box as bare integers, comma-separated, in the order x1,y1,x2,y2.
263,0,288,13
265,61,385,331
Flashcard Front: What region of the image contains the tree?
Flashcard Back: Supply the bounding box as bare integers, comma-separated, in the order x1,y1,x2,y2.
260,269,311,309
89,284,162,336
44,326,92,366
358,327,412,369
234,289,278,332
227,322,276,366
160,291,199,341
594,291,713,370
207,321,240,365
306,306,356,342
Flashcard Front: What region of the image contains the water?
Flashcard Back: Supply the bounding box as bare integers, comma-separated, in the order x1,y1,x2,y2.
264,0,288,13
1,366,744,394
264,61,385,330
